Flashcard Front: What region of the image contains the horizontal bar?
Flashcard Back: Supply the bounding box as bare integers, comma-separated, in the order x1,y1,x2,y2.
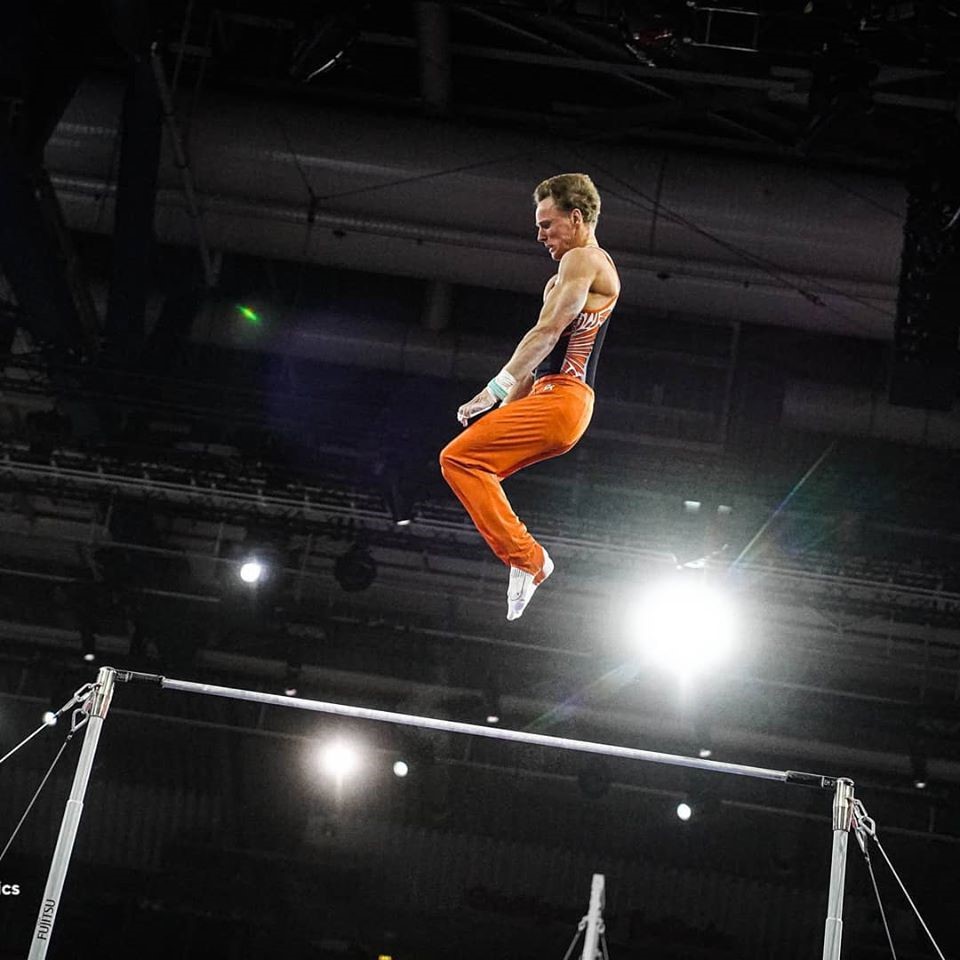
157,675,824,786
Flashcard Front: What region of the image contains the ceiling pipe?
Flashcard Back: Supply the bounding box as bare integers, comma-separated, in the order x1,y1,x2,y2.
34,188,955,449
415,2,452,116
53,183,955,450
48,78,904,338
52,172,896,339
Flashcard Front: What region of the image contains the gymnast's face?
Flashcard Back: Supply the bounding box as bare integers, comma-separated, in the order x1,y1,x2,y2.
535,198,582,261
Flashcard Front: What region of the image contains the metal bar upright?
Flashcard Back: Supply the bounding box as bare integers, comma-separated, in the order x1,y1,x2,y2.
27,667,116,960
581,873,605,960
822,777,855,960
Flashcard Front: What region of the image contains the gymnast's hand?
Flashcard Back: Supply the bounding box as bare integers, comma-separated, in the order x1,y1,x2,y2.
457,386,498,426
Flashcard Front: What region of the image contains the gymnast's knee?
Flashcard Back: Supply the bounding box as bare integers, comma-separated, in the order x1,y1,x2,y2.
439,437,481,478
439,440,460,475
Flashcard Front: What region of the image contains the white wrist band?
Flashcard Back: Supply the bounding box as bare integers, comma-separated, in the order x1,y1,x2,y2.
486,368,517,401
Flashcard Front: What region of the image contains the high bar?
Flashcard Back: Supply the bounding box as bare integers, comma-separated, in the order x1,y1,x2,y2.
119,670,836,789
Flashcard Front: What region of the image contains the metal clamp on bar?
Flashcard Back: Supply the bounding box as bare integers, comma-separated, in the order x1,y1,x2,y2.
832,779,855,832
114,669,165,686
88,667,117,720
785,770,840,790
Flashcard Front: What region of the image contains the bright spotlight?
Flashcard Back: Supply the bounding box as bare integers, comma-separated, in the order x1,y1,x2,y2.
482,685,501,726
42,710,58,726
627,577,736,678
80,627,97,663
321,741,361,780
910,751,927,791
676,801,693,821
393,760,409,778
698,747,713,759
239,560,263,584
283,659,301,698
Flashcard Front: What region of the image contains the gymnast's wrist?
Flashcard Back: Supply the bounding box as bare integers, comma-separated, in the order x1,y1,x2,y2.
486,368,517,401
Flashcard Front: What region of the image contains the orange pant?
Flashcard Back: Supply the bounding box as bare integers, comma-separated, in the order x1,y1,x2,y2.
439,375,595,574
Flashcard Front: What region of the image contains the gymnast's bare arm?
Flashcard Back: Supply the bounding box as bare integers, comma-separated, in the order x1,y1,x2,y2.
455,249,599,423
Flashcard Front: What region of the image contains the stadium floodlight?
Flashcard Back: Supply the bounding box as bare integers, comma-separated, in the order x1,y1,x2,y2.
320,740,361,781
80,627,97,663
627,576,736,679
283,660,301,697
483,687,501,725
239,559,264,584
911,750,928,790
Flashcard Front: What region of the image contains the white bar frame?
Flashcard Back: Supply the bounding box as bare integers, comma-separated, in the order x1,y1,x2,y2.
27,668,852,959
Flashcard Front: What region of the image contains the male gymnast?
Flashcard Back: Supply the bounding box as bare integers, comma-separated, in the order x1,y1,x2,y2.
440,173,620,620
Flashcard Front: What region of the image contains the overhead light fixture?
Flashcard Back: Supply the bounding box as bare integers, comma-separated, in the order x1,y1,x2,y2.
482,680,501,725
320,740,362,782
236,541,285,588
80,626,97,663
676,793,720,822
379,463,416,527
392,760,409,778
910,749,928,790
283,660,302,697
626,576,736,681
694,712,714,759
239,559,264,584
46,683,82,727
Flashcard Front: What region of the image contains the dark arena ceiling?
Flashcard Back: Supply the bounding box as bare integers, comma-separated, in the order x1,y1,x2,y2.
2,1,960,958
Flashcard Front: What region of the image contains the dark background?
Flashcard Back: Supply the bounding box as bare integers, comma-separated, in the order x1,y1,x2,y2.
1,2,960,958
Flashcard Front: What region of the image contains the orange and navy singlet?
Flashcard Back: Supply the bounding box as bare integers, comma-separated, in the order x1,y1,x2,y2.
535,262,618,388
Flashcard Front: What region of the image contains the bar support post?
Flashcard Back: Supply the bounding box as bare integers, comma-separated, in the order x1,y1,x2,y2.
821,777,855,960
27,666,116,960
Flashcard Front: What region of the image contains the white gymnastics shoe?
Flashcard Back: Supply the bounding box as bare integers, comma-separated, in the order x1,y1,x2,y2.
506,549,554,621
